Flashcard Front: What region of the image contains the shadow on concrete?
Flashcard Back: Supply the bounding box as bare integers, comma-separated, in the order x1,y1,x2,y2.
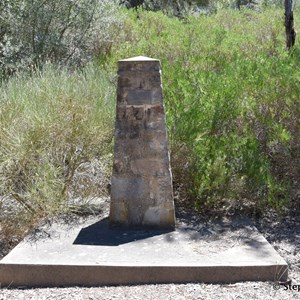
73,218,173,246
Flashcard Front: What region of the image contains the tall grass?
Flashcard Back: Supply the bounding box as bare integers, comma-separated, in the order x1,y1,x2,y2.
0,65,115,219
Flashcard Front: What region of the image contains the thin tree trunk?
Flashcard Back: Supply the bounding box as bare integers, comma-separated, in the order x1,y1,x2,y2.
285,0,296,49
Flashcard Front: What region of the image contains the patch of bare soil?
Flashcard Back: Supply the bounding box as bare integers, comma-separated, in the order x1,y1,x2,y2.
0,200,299,299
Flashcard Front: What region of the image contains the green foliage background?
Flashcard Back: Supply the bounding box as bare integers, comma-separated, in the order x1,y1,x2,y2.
107,8,300,213
0,2,299,246
0,0,122,79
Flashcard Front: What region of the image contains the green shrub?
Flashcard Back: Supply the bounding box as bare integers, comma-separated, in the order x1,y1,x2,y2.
0,0,123,80
108,8,300,212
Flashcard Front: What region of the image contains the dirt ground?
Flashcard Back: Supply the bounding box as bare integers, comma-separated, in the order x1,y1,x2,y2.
0,198,299,300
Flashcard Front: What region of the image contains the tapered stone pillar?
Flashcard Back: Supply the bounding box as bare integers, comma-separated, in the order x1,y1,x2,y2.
110,56,175,228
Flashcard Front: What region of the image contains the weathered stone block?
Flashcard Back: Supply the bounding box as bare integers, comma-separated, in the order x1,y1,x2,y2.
130,158,168,176
111,177,145,202
117,72,162,91
118,58,160,72
143,206,175,227
110,56,175,228
117,89,163,106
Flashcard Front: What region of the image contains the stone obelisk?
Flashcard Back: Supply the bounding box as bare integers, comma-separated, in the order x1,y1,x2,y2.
109,56,175,228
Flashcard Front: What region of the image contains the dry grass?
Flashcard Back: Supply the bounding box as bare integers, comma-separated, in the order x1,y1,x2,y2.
0,64,115,253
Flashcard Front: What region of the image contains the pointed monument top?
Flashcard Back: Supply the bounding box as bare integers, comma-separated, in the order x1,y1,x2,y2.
119,56,159,62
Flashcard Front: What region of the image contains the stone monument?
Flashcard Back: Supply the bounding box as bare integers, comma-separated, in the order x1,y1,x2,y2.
110,56,175,228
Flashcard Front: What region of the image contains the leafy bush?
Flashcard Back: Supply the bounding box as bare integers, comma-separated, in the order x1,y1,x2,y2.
0,0,123,80
108,8,300,213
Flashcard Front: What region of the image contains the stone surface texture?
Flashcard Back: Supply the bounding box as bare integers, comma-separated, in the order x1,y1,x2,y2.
110,56,175,228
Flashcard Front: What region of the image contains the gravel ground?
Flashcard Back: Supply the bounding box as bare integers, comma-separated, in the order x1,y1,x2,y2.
0,281,299,299
0,199,299,300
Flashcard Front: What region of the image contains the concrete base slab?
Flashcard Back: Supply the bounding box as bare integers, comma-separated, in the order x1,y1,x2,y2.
0,215,288,287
